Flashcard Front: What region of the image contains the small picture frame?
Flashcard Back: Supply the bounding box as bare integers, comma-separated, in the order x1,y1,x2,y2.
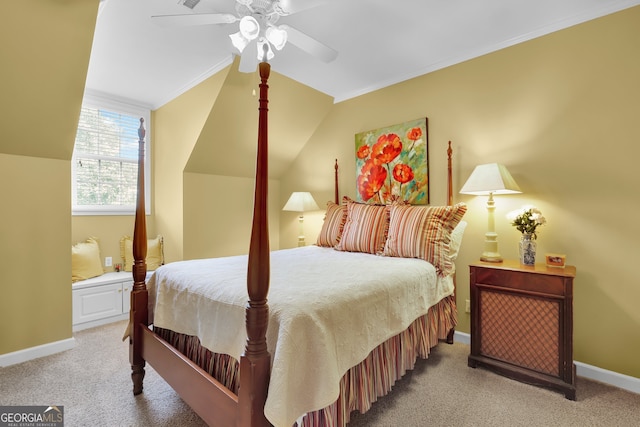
545,253,566,268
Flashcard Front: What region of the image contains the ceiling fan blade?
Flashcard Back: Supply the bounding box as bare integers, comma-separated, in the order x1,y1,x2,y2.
281,25,338,63
275,0,328,15
238,41,259,73
151,13,238,27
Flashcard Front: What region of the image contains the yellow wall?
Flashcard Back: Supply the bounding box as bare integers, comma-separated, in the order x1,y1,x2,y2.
0,0,97,160
186,62,334,179
0,0,98,354
280,7,640,378
0,155,73,352
176,60,331,259
152,66,230,263
181,61,333,255
184,173,281,259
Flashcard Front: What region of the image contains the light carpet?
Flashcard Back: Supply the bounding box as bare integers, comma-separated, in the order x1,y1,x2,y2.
1,320,638,426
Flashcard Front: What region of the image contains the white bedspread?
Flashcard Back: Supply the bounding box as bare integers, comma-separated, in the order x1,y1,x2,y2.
147,245,453,427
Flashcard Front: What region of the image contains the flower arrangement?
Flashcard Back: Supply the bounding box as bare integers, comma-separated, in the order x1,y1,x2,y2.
507,205,546,239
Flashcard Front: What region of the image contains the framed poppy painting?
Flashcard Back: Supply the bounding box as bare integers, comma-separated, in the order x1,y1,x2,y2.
354,117,429,204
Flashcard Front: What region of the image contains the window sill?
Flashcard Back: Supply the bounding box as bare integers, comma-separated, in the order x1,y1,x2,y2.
72,207,150,216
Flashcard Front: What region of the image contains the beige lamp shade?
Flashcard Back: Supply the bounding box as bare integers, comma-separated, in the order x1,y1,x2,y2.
283,192,319,247
459,163,522,196
282,192,319,212
460,163,521,263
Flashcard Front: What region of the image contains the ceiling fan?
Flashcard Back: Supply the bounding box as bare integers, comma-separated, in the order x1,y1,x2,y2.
152,0,338,73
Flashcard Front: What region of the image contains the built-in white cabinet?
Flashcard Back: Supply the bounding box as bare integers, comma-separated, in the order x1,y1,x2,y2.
72,271,151,331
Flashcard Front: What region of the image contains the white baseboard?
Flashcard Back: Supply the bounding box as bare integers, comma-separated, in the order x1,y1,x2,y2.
454,330,470,345
0,337,76,367
452,331,640,395
574,361,640,394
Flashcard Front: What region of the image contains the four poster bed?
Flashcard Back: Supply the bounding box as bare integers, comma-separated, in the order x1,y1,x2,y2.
127,62,466,427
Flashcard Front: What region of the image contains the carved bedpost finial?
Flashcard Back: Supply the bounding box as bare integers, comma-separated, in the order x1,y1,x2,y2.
138,118,145,141
133,118,147,289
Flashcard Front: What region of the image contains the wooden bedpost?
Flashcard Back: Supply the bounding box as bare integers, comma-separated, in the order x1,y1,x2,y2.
446,140,456,344
334,159,339,204
129,118,148,395
447,141,453,206
238,61,271,427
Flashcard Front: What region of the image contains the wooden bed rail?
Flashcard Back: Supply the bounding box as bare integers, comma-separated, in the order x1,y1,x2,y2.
141,326,238,425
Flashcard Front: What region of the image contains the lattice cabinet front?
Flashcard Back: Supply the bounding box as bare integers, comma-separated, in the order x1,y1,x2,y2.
468,261,576,400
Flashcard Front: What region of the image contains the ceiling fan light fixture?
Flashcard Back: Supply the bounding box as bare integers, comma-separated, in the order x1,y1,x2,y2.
266,25,288,50
257,38,275,61
229,31,249,53
239,15,260,40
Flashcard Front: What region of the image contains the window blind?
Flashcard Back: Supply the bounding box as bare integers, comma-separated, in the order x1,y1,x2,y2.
72,98,150,215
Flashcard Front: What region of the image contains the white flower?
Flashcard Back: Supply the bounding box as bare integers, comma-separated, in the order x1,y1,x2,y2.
508,206,546,239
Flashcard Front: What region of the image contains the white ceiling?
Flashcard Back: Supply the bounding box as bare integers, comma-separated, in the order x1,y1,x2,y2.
86,0,640,109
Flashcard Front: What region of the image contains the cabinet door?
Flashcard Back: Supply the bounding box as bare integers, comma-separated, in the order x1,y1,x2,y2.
73,282,123,324
478,286,562,376
122,280,132,313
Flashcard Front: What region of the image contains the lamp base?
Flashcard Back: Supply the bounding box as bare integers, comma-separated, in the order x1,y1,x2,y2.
297,215,306,247
480,252,503,263
479,197,503,263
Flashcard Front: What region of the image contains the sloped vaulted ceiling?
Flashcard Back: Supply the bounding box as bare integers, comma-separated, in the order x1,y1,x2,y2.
88,0,640,109
185,58,334,178
0,0,98,160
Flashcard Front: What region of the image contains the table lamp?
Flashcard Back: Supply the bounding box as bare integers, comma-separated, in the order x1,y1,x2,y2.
283,192,319,247
460,163,521,262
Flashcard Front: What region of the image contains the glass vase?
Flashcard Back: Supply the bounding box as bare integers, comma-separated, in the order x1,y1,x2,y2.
519,233,537,265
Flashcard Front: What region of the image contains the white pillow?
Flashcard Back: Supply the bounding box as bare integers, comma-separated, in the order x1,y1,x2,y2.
449,221,467,261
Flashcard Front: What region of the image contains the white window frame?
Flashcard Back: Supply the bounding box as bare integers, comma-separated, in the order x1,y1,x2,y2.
72,92,151,216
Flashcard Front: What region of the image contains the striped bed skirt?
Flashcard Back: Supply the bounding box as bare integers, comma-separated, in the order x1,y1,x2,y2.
154,295,457,427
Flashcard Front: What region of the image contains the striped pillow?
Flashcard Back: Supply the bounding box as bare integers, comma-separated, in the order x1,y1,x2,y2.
316,201,348,247
383,203,467,276
335,200,390,254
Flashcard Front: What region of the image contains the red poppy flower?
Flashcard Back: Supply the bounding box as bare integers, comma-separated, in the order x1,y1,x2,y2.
371,133,402,164
356,145,370,159
357,159,387,201
406,127,422,141
393,163,414,184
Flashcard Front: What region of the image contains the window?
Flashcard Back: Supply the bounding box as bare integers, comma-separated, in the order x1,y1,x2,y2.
72,94,150,215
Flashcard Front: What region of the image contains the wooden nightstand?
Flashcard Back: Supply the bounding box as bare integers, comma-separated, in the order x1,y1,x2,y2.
468,260,576,400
